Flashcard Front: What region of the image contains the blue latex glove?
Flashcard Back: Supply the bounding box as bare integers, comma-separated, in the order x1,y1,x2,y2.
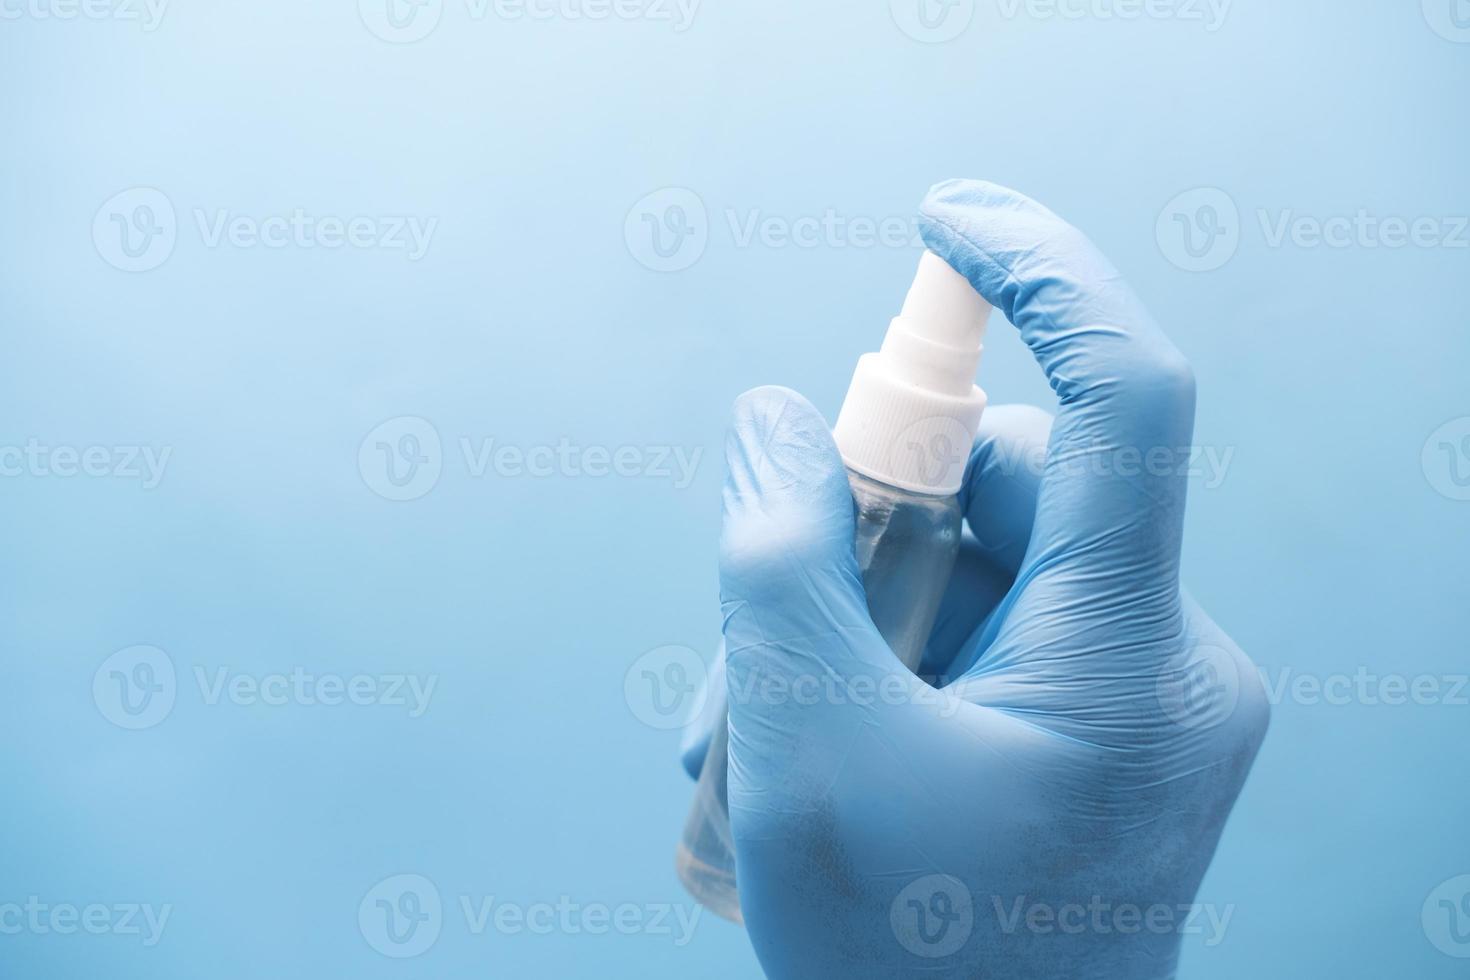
682,180,1269,979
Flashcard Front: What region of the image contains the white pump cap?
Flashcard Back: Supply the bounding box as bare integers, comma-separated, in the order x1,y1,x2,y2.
831,250,991,496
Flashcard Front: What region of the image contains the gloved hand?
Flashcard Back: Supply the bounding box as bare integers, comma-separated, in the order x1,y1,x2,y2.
681,180,1269,979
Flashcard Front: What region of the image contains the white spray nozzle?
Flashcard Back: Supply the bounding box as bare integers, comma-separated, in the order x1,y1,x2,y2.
831,250,991,496
898,249,990,352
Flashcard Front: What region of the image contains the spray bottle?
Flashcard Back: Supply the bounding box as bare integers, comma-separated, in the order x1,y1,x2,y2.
675,250,992,923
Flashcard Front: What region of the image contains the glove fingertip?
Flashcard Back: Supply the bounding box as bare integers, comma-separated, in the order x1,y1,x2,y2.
723,385,851,546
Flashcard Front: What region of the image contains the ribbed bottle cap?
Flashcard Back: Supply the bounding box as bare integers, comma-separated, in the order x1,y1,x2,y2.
831,251,991,496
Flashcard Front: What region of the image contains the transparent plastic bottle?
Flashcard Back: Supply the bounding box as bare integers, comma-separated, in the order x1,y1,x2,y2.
675,470,963,923
675,250,993,924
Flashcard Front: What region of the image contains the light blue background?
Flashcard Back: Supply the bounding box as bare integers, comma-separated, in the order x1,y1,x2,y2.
2,1,1467,976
